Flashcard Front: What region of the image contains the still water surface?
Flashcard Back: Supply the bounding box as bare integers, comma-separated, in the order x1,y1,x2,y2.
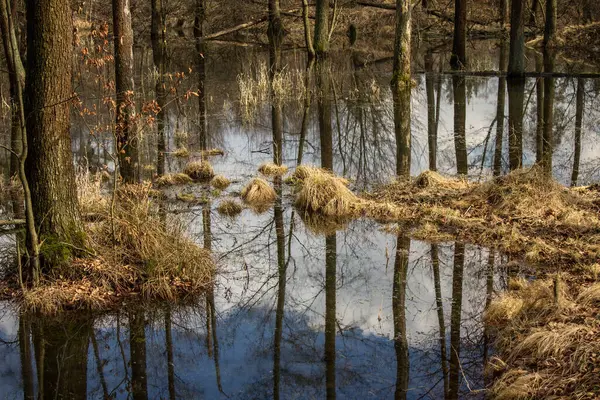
0,38,598,398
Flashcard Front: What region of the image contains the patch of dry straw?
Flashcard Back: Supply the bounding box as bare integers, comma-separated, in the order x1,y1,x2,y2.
241,178,277,212
258,162,288,177
183,161,214,182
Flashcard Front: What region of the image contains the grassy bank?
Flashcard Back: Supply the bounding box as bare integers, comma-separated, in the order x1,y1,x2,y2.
292,166,599,269
4,174,215,315
486,273,600,398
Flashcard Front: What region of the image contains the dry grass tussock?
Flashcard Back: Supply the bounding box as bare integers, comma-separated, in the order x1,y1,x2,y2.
258,162,288,177
370,167,600,267
486,275,600,399
217,198,243,217
76,169,108,215
173,147,190,158
155,173,193,187
211,175,231,190
21,183,214,314
528,22,600,66
183,160,214,182
241,178,277,212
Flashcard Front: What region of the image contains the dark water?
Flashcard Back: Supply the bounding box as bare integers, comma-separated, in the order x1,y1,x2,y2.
0,36,598,398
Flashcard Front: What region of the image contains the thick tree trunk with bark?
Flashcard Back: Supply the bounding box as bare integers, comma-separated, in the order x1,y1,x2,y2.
194,0,208,149
317,60,333,170
450,0,467,69
508,0,526,76
25,0,84,259
571,78,584,186
113,0,139,183
152,0,167,176
448,243,465,400
507,77,525,169
544,0,557,46
392,0,411,177
314,0,329,57
324,234,337,399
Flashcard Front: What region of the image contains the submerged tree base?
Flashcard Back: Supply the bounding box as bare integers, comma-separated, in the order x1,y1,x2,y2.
3,183,215,315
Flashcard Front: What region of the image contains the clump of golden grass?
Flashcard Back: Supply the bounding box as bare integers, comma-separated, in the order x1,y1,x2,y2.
174,130,188,147
183,161,214,182
76,169,108,214
258,162,288,177
176,192,198,203
486,275,600,399
294,168,362,217
201,148,224,157
576,283,600,306
241,178,277,211
211,175,231,190
21,183,215,314
368,167,600,268
155,173,193,187
173,147,190,158
217,198,243,217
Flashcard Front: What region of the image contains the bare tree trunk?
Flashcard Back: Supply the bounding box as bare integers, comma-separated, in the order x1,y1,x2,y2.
272,180,286,400
542,50,556,175
302,0,315,59
508,0,526,76
152,0,167,176
25,0,83,269
314,0,329,57
493,41,507,176
507,77,524,170
392,0,411,178
450,0,467,69
529,0,540,26
453,76,468,175
535,53,544,163
425,50,437,171
544,0,557,47
317,60,333,170
500,0,508,26
194,0,208,150
393,235,410,400
571,78,584,186
113,0,139,183
0,0,24,178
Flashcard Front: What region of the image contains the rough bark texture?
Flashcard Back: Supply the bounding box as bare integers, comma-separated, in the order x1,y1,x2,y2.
571,78,584,186
129,309,149,400
113,0,139,183
450,0,467,69
314,0,329,57
152,0,167,176
25,0,84,252
453,76,468,175
508,0,525,76
392,0,412,177
544,0,557,46
507,77,525,169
